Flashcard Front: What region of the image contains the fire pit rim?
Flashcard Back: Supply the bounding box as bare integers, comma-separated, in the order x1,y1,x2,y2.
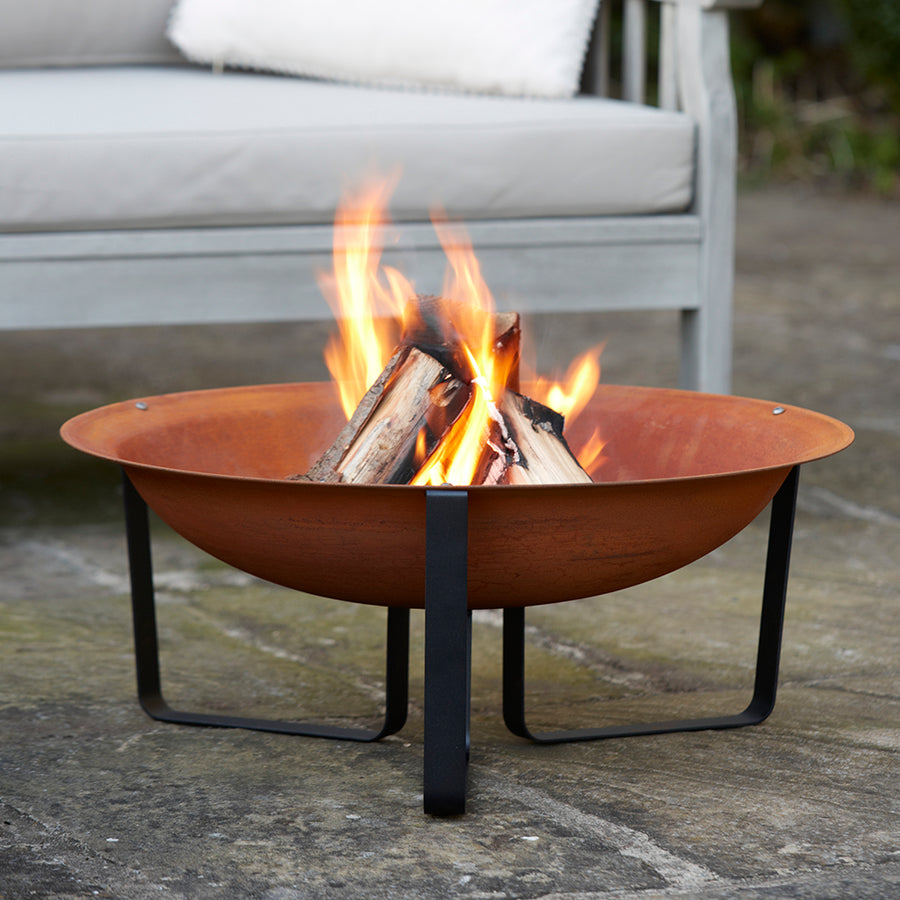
60,381,854,608
60,381,855,488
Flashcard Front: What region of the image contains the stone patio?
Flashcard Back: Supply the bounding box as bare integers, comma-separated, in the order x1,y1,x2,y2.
1,185,898,898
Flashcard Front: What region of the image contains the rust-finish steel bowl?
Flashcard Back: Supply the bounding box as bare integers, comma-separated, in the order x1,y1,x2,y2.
61,383,853,610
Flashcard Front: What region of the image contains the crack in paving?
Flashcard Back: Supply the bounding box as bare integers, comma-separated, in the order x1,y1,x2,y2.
799,486,900,527
481,773,719,891
473,609,657,693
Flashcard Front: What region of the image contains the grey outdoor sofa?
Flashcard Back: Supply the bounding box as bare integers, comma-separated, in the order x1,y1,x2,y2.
0,0,759,393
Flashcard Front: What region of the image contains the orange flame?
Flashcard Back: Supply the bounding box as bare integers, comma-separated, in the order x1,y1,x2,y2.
531,344,607,472
412,346,499,486
577,428,608,476
409,213,517,485
319,178,415,419
320,177,605,484
533,344,604,421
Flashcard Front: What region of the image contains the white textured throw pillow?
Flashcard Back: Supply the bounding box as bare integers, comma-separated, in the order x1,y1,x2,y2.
168,0,600,98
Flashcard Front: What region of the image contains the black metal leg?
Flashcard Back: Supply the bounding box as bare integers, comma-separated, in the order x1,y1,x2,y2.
423,489,471,816
503,466,801,743
122,462,800,809
121,470,409,742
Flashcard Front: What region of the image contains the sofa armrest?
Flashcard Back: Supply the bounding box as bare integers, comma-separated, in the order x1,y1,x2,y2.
590,0,751,389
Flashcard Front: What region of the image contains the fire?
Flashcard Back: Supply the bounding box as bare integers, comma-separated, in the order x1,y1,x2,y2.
531,344,608,474
409,215,519,485
532,344,604,422
320,177,604,482
575,427,608,476
412,345,503,486
319,178,415,419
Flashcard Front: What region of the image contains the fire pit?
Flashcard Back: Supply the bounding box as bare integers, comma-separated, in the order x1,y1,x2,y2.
62,381,852,814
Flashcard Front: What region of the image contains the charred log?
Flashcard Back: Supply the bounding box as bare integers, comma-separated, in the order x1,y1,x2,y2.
301,346,469,484
401,295,520,391
475,391,592,485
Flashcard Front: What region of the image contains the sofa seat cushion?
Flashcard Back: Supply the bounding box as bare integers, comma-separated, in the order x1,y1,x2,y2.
0,66,695,232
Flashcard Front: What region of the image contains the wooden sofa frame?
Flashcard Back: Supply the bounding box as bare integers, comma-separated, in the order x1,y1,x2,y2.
0,0,758,394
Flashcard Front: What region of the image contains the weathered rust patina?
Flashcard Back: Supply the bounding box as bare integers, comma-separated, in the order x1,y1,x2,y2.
61,383,853,610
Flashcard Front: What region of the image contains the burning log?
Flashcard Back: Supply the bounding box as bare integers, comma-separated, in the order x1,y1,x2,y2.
302,296,521,484
300,294,592,487
301,346,469,484
401,295,521,391
475,392,593,486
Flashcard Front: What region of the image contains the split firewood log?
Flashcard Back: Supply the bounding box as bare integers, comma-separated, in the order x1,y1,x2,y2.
298,295,590,486
473,391,593,485
300,346,469,484
401,295,520,391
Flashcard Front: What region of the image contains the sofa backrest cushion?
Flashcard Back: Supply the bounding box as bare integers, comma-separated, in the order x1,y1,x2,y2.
0,0,181,68
167,0,600,99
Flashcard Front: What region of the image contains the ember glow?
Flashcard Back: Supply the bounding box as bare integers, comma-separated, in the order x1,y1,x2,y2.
319,177,606,481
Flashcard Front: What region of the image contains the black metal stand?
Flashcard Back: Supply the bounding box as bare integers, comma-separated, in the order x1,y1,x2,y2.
501,465,800,743
122,471,409,742
423,490,471,816
120,465,799,816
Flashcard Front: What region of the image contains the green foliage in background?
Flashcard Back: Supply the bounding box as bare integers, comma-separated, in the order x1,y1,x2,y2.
837,0,900,111
731,0,900,196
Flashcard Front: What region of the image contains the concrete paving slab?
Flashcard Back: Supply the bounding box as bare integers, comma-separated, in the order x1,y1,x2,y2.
1,185,898,898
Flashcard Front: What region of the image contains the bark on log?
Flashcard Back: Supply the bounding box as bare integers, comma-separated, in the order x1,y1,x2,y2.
301,346,469,484
475,391,593,485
